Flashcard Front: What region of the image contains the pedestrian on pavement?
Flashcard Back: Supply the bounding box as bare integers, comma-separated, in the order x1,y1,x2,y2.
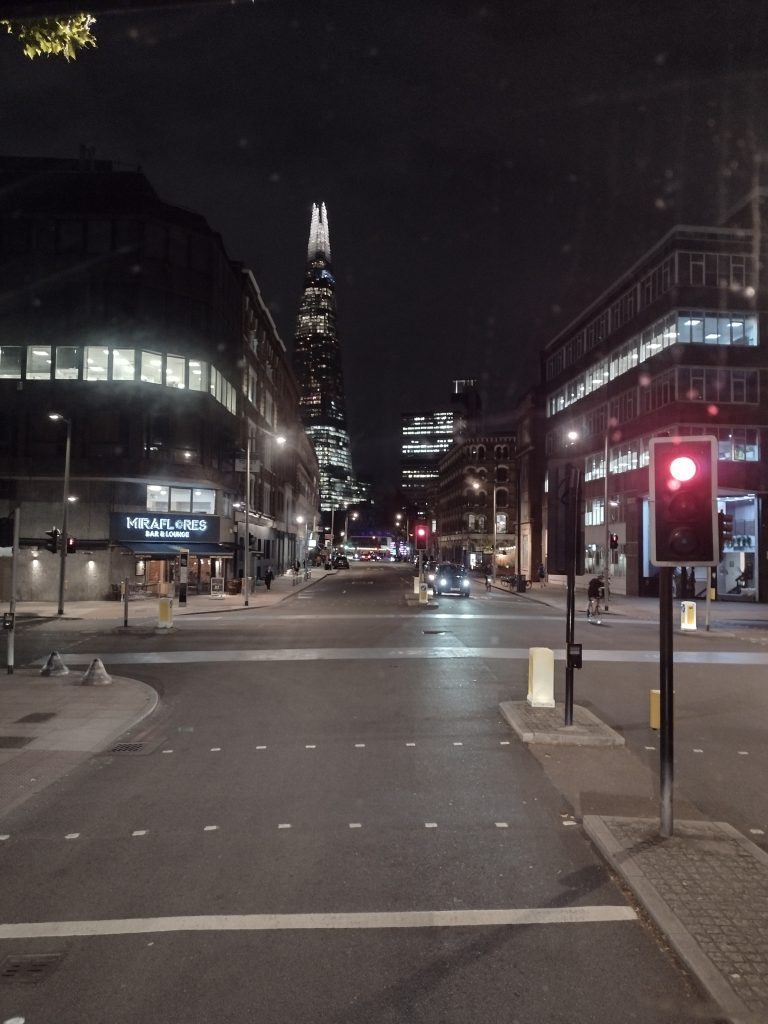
538,562,547,588
264,566,274,591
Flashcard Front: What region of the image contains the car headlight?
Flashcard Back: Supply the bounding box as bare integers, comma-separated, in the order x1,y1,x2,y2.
439,578,447,587
461,579,470,588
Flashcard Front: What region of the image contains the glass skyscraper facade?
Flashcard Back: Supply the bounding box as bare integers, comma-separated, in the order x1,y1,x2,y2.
293,203,360,512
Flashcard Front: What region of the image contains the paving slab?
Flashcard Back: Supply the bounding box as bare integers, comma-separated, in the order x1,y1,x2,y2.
500,700,626,746
585,815,768,1024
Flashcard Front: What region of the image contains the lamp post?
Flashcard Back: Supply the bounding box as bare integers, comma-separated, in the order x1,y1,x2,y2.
603,431,611,612
243,427,286,606
49,413,71,616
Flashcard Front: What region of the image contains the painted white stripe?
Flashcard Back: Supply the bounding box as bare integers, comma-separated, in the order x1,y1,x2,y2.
45,648,768,667
0,905,637,939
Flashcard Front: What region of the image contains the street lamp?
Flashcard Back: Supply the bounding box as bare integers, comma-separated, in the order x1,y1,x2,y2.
48,413,71,615
243,427,286,607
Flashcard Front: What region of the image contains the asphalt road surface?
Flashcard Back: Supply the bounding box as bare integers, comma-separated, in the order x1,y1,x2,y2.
3,563,756,1022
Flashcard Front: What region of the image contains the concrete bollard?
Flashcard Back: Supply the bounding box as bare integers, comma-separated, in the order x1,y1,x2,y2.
650,689,660,730
680,601,697,631
80,658,112,686
418,582,429,604
527,647,555,707
40,651,69,676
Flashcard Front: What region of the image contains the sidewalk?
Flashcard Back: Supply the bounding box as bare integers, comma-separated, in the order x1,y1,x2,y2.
0,569,328,817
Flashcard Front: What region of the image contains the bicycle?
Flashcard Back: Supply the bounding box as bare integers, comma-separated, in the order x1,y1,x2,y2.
587,594,602,624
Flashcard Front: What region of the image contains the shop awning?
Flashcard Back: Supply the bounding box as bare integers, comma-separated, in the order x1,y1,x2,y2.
120,542,235,557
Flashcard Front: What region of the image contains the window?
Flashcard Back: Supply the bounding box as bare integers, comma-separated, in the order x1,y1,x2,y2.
146,485,169,511
141,351,163,384
26,346,52,380
188,360,208,392
84,347,109,380
112,349,136,381
55,347,79,380
165,354,185,389
170,487,191,512
0,347,22,379
192,488,215,514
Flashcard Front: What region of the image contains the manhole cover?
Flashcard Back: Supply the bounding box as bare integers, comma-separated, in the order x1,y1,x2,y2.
0,953,63,983
110,742,145,754
0,736,32,749
15,712,57,724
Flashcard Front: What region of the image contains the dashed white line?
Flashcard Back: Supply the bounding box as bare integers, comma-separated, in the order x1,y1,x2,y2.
278,823,292,829
203,825,218,832
405,742,416,747
210,747,221,752
0,835,9,841
64,833,79,840
495,822,509,828
348,823,362,829
499,741,510,746
738,750,749,756
424,822,438,829
131,830,148,837
354,743,365,748
161,749,174,754
305,745,316,749
256,745,267,750
749,828,765,835
693,748,703,753
453,742,463,747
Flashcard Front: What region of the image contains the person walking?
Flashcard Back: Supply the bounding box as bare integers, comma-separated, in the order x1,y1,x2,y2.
538,562,547,588
264,566,274,591
587,575,603,623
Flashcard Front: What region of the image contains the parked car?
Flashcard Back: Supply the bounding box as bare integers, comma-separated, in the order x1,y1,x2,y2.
333,555,350,569
433,562,471,597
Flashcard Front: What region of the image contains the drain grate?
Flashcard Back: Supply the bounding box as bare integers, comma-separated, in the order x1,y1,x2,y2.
0,953,63,983
16,712,57,724
110,742,145,754
0,736,32,749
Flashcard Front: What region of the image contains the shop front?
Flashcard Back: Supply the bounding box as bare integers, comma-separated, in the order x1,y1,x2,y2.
110,513,235,596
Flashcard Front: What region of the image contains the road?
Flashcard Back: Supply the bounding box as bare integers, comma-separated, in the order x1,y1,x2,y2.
3,561,763,1022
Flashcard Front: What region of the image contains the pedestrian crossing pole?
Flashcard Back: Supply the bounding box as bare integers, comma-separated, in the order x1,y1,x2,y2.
659,565,674,837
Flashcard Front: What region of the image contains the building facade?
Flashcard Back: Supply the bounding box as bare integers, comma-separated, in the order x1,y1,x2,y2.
400,410,455,507
0,156,319,602
292,202,361,514
541,211,768,601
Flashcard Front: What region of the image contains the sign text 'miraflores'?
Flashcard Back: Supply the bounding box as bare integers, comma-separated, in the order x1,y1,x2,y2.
126,517,209,534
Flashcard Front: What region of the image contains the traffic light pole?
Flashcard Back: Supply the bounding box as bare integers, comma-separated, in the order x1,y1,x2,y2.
659,565,674,837
57,419,72,616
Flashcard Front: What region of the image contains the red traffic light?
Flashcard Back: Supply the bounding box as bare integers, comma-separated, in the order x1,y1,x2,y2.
415,525,429,550
649,436,718,566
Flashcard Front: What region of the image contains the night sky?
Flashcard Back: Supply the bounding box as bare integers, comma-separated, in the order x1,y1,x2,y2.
2,0,768,500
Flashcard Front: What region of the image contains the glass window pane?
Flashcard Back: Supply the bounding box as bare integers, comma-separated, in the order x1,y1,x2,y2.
84,346,109,381
55,347,79,380
188,359,207,392
112,349,135,381
170,487,191,512
165,354,185,389
146,485,169,511
26,345,52,380
192,488,215,513
0,347,22,379
140,351,163,384
704,316,720,343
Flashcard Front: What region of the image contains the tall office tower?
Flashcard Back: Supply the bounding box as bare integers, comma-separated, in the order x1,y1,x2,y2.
293,203,359,513
401,410,456,506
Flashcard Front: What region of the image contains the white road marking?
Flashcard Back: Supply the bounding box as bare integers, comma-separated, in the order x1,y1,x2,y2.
453,742,463,746
348,823,362,829
210,747,221,752
203,825,218,832
693,748,703,753
256,745,267,750
424,822,438,828
161,749,174,754
131,830,148,837
749,828,765,835
0,835,9,841
64,833,79,840
305,744,316,749
0,905,638,939
406,742,416,747
499,741,510,745
278,823,291,829
354,743,365,748
495,822,509,828
738,750,749,755
645,746,655,751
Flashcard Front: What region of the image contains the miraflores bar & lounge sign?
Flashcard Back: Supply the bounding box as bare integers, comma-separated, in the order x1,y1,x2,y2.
110,513,220,544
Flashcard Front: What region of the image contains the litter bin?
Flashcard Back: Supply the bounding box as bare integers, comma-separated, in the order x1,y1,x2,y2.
516,574,527,592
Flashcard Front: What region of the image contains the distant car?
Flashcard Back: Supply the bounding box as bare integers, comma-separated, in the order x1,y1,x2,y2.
333,555,350,569
433,562,471,597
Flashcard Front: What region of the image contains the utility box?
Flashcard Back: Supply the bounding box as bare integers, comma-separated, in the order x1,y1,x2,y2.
527,647,555,708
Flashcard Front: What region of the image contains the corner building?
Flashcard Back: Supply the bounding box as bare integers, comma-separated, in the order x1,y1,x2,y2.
542,199,768,602
0,156,318,601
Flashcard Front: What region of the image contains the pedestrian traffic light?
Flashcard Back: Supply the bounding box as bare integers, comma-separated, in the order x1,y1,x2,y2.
45,528,60,554
415,524,428,550
649,436,718,566
718,511,734,559
0,516,13,547
609,533,619,549
66,536,77,554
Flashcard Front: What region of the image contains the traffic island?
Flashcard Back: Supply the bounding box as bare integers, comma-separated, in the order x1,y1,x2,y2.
500,700,625,746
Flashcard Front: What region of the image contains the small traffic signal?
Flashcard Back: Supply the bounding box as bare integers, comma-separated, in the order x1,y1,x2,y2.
649,436,718,566
66,536,77,555
609,533,619,549
45,528,61,554
0,516,13,547
415,524,429,550
718,511,734,559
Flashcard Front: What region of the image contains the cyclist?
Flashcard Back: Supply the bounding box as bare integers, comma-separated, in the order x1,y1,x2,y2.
587,575,603,623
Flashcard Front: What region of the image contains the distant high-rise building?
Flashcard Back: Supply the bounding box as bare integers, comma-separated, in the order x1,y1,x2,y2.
401,410,456,505
293,203,360,512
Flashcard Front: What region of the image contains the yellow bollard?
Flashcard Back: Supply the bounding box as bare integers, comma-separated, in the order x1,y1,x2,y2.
649,689,660,730
527,647,555,708
158,596,174,629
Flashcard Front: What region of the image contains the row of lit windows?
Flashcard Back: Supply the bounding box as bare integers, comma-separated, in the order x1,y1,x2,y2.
547,311,758,417
0,345,238,415
146,485,216,514
545,245,754,380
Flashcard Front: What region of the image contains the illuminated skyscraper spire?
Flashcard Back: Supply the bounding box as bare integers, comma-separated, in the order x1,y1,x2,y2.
294,202,359,513
307,201,331,262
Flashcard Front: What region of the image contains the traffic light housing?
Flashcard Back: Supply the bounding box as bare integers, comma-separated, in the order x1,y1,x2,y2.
414,524,428,550
45,528,61,554
718,511,734,559
649,436,718,566
66,536,77,555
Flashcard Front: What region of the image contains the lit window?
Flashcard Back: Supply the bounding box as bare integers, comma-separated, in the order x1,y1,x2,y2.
141,351,163,384
112,349,136,381
55,347,80,380
26,346,52,380
84,346,109,380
